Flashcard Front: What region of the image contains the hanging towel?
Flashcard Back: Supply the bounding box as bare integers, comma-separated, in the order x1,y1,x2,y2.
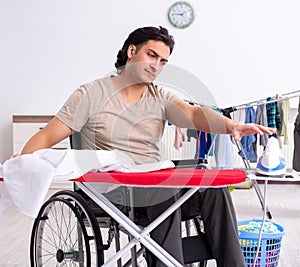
214,134,235,169
238,107,257,162
277,97,290,146
220,107,236,119
293,98,300,171
186,128,197,142
266,97,282,133
255,104,269,147
195,131,212,159
174,127,187,150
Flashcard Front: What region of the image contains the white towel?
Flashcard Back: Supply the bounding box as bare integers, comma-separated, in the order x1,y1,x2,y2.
0,149,174,218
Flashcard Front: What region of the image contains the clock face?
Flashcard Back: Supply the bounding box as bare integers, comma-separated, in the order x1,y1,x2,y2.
168,1,195,29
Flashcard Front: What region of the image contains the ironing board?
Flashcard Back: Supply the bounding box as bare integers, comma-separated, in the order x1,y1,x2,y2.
1,168,247,266
73,168,246,267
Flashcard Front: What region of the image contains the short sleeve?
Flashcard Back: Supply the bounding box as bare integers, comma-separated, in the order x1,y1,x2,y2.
159,88,181,120
56,86,91,132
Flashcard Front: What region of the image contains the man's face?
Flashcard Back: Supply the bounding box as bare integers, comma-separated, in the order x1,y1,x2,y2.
126,40,170,84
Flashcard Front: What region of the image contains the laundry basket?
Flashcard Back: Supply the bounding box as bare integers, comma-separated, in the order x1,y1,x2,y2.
238,219,285,267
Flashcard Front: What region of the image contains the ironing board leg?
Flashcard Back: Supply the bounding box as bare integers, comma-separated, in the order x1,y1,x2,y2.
76,182,199,267
128,188,138,267
235,140,272,219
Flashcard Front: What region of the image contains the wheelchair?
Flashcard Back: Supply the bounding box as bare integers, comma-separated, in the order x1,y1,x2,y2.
29,133,214,266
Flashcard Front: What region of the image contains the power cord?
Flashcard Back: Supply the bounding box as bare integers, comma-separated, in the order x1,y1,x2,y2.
252,179,268,267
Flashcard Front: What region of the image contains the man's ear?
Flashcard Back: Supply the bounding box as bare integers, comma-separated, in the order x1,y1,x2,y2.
127,44,137,59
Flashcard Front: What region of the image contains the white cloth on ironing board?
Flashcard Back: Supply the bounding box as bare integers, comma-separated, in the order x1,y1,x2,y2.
0,149,174,218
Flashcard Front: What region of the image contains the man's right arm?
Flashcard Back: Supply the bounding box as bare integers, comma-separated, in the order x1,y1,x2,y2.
21,117,73,154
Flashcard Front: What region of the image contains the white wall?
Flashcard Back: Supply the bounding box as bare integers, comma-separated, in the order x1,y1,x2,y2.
1,0,300,162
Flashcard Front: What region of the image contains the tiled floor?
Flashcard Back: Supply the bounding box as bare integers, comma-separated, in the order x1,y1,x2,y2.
0,183,299,266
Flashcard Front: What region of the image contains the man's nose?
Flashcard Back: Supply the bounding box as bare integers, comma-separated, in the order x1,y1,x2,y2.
149,60,160,71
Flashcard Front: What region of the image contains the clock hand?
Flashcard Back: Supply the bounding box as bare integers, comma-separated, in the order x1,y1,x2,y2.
173,11,187,16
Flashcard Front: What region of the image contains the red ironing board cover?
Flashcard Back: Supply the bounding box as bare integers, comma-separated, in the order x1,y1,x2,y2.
73,169,246,187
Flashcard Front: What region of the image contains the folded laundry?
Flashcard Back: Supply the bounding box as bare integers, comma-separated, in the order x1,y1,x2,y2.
238,220,281,234
0,149,174,218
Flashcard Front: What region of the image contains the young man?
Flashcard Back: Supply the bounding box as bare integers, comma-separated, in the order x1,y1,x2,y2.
21,26,274,266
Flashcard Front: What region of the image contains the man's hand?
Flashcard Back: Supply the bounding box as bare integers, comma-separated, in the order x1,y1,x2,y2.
232,123,276,141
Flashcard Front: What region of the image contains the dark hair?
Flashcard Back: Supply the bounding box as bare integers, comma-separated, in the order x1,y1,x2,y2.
114,26,175,72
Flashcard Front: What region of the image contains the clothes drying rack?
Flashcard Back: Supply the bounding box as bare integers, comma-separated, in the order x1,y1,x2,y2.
187,89,300,219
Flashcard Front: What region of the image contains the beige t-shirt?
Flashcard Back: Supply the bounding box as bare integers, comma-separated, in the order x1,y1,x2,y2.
56,76,180,164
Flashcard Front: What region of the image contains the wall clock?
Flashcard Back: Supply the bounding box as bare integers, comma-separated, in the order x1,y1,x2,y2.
168,1,195,29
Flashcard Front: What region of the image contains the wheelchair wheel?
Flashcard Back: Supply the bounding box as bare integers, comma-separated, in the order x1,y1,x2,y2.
30,190,104,267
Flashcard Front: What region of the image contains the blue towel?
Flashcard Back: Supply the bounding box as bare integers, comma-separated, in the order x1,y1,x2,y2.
239,107,257,162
